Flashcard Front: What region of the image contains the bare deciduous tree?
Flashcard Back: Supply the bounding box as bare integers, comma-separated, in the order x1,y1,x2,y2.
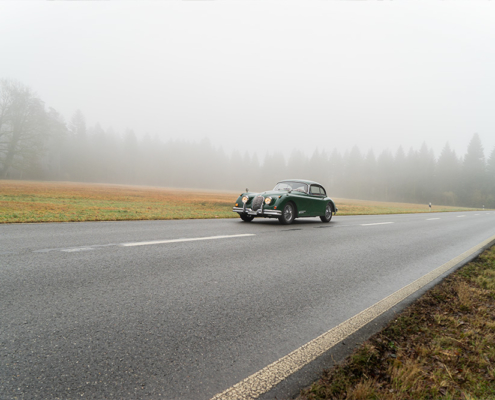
0,79,49,178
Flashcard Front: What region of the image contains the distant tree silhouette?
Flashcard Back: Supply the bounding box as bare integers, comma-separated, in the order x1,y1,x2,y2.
344,146,364,199
417,143,436,204
462,133,486,206
43,108,68,180
0,79,53,179
328,148,344,196
393,146,407,202
486,147,495,208
376,149,394,201
3,78,494,210
435,143,460,205
363,149,377,200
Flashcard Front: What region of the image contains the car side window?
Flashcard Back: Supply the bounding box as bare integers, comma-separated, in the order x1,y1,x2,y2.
294,183,308,193
310,185,326,196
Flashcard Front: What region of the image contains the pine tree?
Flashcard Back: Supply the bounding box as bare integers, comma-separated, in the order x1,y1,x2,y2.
416,142,435,204
376,149,394,201
486,147,495,208
326,149,342,196
435,143,460,205
392,146,407,202
363,149,377,200
462,133,486,206
345,146,364,199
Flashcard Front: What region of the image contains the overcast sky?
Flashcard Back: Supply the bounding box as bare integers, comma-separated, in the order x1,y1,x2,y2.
1,1,494,160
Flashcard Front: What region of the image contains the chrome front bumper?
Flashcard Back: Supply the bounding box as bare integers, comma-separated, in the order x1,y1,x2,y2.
233,206,282,217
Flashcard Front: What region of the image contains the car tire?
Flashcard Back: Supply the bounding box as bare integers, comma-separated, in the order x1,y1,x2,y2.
240,213,255,222
320,203,333,223
279,202,295,225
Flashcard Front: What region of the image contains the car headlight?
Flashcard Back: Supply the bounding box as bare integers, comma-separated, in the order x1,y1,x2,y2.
242,196,249,203
264,197,272,205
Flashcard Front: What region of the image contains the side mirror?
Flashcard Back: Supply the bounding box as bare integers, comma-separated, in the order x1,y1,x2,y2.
246,188,249,193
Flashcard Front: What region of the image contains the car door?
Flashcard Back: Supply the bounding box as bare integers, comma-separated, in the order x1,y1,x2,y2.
289,182,312,217
308,185,327,216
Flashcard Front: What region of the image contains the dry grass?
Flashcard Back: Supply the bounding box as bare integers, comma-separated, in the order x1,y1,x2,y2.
0,180,483,223
0,180,238,223
333,198,478,215
300,246,495,400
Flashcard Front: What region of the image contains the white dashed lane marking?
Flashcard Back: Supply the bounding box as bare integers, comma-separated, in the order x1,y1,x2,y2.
60,248,95,252
457,215,466,218
426,218,440,221
360,222,394,226
34,234,255,253
120,234,255,247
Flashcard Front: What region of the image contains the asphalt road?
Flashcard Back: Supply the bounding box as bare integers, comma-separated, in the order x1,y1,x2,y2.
1,211,495,399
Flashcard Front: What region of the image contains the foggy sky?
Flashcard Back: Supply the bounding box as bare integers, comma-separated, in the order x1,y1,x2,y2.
1,1,494,159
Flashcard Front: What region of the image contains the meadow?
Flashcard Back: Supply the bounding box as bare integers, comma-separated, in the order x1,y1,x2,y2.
0,180,482,224
0,180,240,223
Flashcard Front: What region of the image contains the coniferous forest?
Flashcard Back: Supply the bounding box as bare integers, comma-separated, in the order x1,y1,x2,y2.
1,79,494,208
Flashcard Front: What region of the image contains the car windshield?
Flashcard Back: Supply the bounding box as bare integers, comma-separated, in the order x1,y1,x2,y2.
273,181,308,193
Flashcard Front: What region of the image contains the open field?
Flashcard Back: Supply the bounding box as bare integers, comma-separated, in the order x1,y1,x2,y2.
0,180,484,223
0,180,238,223
332,198,482,216
300,245,495,400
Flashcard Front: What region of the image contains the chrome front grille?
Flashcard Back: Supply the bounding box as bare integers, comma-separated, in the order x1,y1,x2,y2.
252,195,264,211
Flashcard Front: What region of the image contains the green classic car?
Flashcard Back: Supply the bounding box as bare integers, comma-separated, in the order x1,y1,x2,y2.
233,179,338,225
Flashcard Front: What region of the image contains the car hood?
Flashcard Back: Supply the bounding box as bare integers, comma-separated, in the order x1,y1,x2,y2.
248,190,289,198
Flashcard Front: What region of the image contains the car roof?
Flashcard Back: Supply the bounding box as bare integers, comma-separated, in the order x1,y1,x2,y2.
278,179,323,186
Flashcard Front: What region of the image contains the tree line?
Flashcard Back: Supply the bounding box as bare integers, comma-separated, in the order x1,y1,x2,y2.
1,78,494,208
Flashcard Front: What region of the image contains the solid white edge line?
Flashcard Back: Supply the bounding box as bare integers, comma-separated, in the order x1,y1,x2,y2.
361,222,394,226
121,234,255,247
209,234,495,400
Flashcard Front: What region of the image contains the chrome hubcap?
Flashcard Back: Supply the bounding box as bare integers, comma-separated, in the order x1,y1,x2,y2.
284,205,293,220
326,205,331,218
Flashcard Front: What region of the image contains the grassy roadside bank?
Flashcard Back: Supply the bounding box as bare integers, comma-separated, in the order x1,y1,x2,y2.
299,245,495,400
0,180,483,223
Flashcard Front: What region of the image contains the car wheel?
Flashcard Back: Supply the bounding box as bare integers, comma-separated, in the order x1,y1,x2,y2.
240,213,255,222
320,203,333,223
279,203,295,225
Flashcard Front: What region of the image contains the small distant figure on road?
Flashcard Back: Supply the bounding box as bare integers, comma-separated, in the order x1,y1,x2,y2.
429,202,432,211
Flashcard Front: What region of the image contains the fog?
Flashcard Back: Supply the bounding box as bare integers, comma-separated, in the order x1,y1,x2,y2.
1,2,495,207
2,2,495,157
